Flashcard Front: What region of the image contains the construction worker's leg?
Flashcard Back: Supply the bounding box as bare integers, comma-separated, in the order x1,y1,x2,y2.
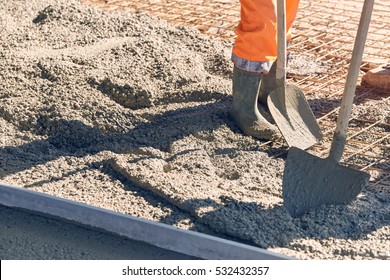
230,66,280,140
232,0,277,73
230,0,281,140
232,0,300,72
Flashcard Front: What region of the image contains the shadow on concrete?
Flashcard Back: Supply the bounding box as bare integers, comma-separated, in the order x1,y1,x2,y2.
2,95,387,251
159,196,390,250
0,99,232,177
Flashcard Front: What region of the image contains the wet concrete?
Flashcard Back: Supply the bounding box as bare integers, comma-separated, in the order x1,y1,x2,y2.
0,205,198,260
1,0,389,260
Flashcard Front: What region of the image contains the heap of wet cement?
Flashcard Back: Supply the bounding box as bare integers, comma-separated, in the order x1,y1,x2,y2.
0,0,389,259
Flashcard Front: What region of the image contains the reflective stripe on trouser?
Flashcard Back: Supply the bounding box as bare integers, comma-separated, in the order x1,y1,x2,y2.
232,0,300,73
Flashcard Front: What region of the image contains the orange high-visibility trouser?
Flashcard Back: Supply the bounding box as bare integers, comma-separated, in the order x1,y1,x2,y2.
232,0,300,73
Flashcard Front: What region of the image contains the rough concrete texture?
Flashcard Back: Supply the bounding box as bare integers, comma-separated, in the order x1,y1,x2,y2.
0,0,389,260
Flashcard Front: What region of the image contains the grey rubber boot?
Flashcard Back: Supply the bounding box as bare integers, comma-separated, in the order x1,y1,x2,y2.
229,66,280,140
258,60,277,105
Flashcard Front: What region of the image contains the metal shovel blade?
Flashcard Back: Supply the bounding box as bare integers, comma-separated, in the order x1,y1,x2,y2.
282,147,370,217
268,84,322,150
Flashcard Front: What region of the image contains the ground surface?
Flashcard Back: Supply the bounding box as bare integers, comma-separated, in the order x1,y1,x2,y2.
0,205,196,259
0,0,389,259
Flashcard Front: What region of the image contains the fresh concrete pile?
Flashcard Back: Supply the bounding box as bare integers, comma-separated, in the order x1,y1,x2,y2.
0,0,389,259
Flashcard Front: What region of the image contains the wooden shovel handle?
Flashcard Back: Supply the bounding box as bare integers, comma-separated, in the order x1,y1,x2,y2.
329,0,375,162
276,0,286,88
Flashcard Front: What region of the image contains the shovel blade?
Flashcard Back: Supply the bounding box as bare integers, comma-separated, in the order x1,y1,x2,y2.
268,84,322,150
282,146,370,217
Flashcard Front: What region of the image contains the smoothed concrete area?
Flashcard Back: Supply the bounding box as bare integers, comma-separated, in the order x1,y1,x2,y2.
0,205,198,260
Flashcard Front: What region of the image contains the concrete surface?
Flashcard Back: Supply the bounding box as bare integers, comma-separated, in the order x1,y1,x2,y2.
0,183,291,260
0,205,197,260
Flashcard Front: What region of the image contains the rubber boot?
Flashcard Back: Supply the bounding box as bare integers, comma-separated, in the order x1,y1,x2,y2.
229,66,280,140
258,60,277,105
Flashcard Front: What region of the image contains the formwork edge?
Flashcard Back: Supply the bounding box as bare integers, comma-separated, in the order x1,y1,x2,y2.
0,183,293,260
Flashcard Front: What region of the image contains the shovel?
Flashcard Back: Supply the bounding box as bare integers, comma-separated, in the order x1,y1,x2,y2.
267,0,322,150
282,0,374,218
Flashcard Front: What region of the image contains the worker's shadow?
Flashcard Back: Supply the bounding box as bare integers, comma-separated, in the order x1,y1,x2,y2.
2,97,387,251
0,98,251,177
0,91,287,179
307,85,386,119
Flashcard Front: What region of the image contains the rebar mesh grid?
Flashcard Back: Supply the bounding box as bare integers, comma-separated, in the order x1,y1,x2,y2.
81,0,241,38
81,0,389,187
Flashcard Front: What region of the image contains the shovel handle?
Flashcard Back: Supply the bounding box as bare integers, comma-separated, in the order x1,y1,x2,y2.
276,0,286,88
329,0,375,162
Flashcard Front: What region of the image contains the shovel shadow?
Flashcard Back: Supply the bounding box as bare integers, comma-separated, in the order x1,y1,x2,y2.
306,85,386,119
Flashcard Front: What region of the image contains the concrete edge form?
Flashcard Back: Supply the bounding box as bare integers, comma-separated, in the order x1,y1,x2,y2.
0,183,293,260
